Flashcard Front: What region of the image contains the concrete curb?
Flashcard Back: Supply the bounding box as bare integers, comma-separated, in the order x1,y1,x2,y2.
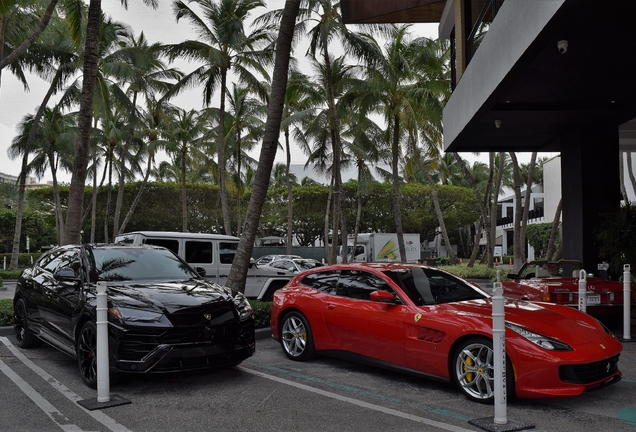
0,326,274,339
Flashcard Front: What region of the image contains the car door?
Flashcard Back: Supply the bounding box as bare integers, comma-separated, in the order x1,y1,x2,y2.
321,269,407,366
41,249,83,342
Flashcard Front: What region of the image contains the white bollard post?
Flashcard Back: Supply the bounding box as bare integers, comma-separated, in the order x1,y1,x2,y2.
624,265,631,340
578,269,587,313
492,270,507,425
96,282,110,403
3,256,5,270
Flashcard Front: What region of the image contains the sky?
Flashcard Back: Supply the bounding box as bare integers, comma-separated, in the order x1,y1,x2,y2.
0,1,541,185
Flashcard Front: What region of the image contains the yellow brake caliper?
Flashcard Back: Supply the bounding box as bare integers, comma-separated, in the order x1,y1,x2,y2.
465,353,474,382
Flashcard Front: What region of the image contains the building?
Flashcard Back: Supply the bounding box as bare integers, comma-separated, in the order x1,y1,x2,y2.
341,0,636,269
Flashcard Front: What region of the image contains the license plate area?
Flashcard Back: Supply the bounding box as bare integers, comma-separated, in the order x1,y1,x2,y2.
586,295,601,305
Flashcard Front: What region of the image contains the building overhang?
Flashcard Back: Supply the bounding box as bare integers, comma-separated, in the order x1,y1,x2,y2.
442,0,636,153
341,0,446,24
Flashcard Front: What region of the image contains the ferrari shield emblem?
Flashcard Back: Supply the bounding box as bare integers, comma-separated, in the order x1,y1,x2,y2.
414,313,422,322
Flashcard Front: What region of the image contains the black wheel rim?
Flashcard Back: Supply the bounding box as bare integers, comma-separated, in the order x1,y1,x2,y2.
14,302,26,343
77,325,97,384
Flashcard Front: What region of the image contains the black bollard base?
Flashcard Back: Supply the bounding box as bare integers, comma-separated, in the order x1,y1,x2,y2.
469,417,535,432
77,394,131,410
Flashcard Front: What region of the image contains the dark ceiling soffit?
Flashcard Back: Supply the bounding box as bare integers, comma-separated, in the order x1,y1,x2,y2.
446,0,636,153
341,0,446,24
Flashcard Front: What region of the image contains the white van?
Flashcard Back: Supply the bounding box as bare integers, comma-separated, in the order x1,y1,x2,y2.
114,231,293,299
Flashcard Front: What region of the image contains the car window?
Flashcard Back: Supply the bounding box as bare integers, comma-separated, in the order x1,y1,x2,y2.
143,239,179,255
92,248,197,281
185,241,213,264
336,269,396,301
385,267,485,306
41,249,80,274
39,249,63,272
219,242,237,264
300,270,339,295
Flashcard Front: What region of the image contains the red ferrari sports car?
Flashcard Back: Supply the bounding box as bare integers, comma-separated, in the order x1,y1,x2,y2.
271,263,622,403
503,260,635,318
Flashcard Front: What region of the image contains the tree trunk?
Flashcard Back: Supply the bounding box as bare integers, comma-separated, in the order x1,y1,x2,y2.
546,198,562,261
391,114,406,261
510,153,524,270
218,70,232,235
349,162,363,263
324,49,343,266
489,153,505,268
627,152,636,200
324,177,333,261
113,92,138,236
119,155,153,234
63,0,101,245
518,152,537,266
181,143,188,232
10,67,62,268
0,0,60,72
285,127,293,254
453,153,493,267
225,0,299,293
620,153,629,203
49,151,64,244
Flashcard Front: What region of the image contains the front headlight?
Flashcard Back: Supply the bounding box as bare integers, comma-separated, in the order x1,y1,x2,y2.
233,294,254,321
506,322,572,351
109,306,165,322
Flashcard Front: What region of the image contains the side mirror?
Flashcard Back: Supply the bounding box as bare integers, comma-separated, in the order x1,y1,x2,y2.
195,266,207,277
369,290,397,303
55,267,80,283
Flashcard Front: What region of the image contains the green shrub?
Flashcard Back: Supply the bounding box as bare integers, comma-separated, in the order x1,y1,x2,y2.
249,300,272,329
438,263,501,281
0,299,13,327
0,270,22,280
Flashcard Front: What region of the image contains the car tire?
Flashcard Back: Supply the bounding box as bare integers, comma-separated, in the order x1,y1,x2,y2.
280,311,315,361
14,298,42,348
76,321,99,388
452,337,515,404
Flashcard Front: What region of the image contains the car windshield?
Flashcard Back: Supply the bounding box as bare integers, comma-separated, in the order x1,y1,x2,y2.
92,247,197,282
383,267,486,306
519,261,582,279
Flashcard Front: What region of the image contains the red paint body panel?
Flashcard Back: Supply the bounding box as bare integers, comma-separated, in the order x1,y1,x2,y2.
502,260,635,317
271,263,623,400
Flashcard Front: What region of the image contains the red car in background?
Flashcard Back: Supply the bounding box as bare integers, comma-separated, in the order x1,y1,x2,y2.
271,263,622,403
503,260,635,318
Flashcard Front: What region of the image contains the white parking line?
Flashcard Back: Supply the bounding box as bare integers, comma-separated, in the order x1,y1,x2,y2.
0,337,132,432
237,366,476,432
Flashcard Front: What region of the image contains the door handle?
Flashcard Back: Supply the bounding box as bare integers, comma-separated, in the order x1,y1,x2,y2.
327,304,336,310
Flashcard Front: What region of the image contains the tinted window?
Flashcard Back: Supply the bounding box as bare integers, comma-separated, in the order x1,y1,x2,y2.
219,242,237,264
143,239,179,255
92,248,197,281
337,269,395,301
385,267,485,306
185,241,213,264
300,270,339,295
42,249,80,273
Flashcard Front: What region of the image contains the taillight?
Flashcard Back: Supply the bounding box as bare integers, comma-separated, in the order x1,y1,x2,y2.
542,292,551,302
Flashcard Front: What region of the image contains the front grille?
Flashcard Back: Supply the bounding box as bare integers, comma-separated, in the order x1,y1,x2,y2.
559,355,620,384
115,303,251,362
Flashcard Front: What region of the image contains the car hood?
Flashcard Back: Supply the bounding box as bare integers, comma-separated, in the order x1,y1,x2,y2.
94,279,234,314
440,298,613,346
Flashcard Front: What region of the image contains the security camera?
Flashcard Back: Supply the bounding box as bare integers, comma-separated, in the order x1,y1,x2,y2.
557,40,568,54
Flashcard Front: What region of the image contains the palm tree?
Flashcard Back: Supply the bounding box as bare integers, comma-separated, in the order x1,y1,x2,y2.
281,68,321,253
223,82,266,236
63,0,159,245
9,108,76,243
8,9,82,268
109,31,183,237
164,0,273,236
225,0,300,293
162,107,207,232
357,25,444,262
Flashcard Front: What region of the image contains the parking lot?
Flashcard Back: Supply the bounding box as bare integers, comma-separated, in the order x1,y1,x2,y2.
0,317,635,431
